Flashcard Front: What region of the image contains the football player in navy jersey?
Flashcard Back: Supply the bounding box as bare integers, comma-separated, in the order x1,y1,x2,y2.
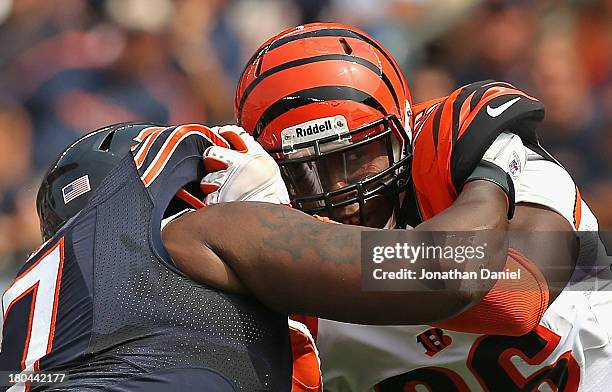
0,121,511,391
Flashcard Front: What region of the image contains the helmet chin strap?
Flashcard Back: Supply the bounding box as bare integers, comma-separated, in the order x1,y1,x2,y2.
385,190,406,229
384,212,396,229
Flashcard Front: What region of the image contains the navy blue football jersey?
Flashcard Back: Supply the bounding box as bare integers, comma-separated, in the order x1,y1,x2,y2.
0,125,292,391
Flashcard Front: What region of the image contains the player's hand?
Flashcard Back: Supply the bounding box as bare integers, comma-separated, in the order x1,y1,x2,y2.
200,125,290,205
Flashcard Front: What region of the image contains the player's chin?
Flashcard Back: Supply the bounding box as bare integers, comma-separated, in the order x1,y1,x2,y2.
332,195,394,228
331,203,360,225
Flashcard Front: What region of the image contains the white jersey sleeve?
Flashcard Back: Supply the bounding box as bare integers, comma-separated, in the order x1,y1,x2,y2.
516,148,609,284
516,148,597,232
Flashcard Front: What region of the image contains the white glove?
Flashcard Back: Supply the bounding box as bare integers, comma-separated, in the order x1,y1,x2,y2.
200,125,290,205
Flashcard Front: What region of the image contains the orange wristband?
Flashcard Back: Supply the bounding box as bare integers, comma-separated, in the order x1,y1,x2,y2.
433,248,549,336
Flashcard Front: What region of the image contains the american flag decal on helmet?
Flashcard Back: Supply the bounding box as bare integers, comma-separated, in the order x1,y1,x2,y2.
62,175,91,204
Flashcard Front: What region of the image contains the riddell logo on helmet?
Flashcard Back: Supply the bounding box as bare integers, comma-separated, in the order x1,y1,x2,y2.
295,120,332,137
281,115,350,153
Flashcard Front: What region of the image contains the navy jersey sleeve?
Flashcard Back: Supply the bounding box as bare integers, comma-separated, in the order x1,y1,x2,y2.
128,124,230,267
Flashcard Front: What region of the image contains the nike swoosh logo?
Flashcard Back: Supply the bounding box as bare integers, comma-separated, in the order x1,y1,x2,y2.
486,97,521,117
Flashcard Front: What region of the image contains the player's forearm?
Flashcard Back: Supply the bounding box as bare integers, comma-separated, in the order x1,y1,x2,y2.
179,202,475,324
413,180,510,300
416,180,509,232
167,200,507,324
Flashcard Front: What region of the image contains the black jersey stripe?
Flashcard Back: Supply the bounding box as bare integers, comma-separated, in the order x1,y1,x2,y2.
469,81,515,111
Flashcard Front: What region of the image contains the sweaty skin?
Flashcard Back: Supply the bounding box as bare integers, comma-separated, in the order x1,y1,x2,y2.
163,180,510,325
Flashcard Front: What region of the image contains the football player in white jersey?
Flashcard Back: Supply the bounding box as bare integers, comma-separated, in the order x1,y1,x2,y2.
221,22,612,392
304,93,611,392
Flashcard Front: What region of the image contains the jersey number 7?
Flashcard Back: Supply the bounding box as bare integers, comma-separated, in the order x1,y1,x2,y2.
1,238,65,391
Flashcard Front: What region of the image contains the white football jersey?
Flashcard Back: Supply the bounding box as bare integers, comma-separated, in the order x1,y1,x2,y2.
315,149,612,392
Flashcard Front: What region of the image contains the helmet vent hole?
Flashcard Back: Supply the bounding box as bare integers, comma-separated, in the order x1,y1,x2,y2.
99,131,116,152
339,38,353,55
255,58,263,77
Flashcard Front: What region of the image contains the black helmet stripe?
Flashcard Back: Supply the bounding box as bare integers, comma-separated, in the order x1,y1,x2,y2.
243,28,405,95
238,54,400,123
253,86,387,138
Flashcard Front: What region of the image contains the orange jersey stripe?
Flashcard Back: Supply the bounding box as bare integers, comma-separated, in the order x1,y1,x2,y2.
47,239,65,353
141,124,229,188
412,102,440,144
131,126,165,152
21,283,38,371
133,126,166,143
458,90,477,131
176,188,206,209
574,187,582,229
457,88,532,139
134,128,166,168
3,239,64,296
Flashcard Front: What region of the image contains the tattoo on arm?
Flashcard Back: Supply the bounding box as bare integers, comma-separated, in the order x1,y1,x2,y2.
254,206,361,265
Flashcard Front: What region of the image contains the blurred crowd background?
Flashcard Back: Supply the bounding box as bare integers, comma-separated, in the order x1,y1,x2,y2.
0,0,610,282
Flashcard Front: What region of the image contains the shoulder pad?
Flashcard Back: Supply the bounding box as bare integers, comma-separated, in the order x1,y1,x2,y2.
420,80,545,191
